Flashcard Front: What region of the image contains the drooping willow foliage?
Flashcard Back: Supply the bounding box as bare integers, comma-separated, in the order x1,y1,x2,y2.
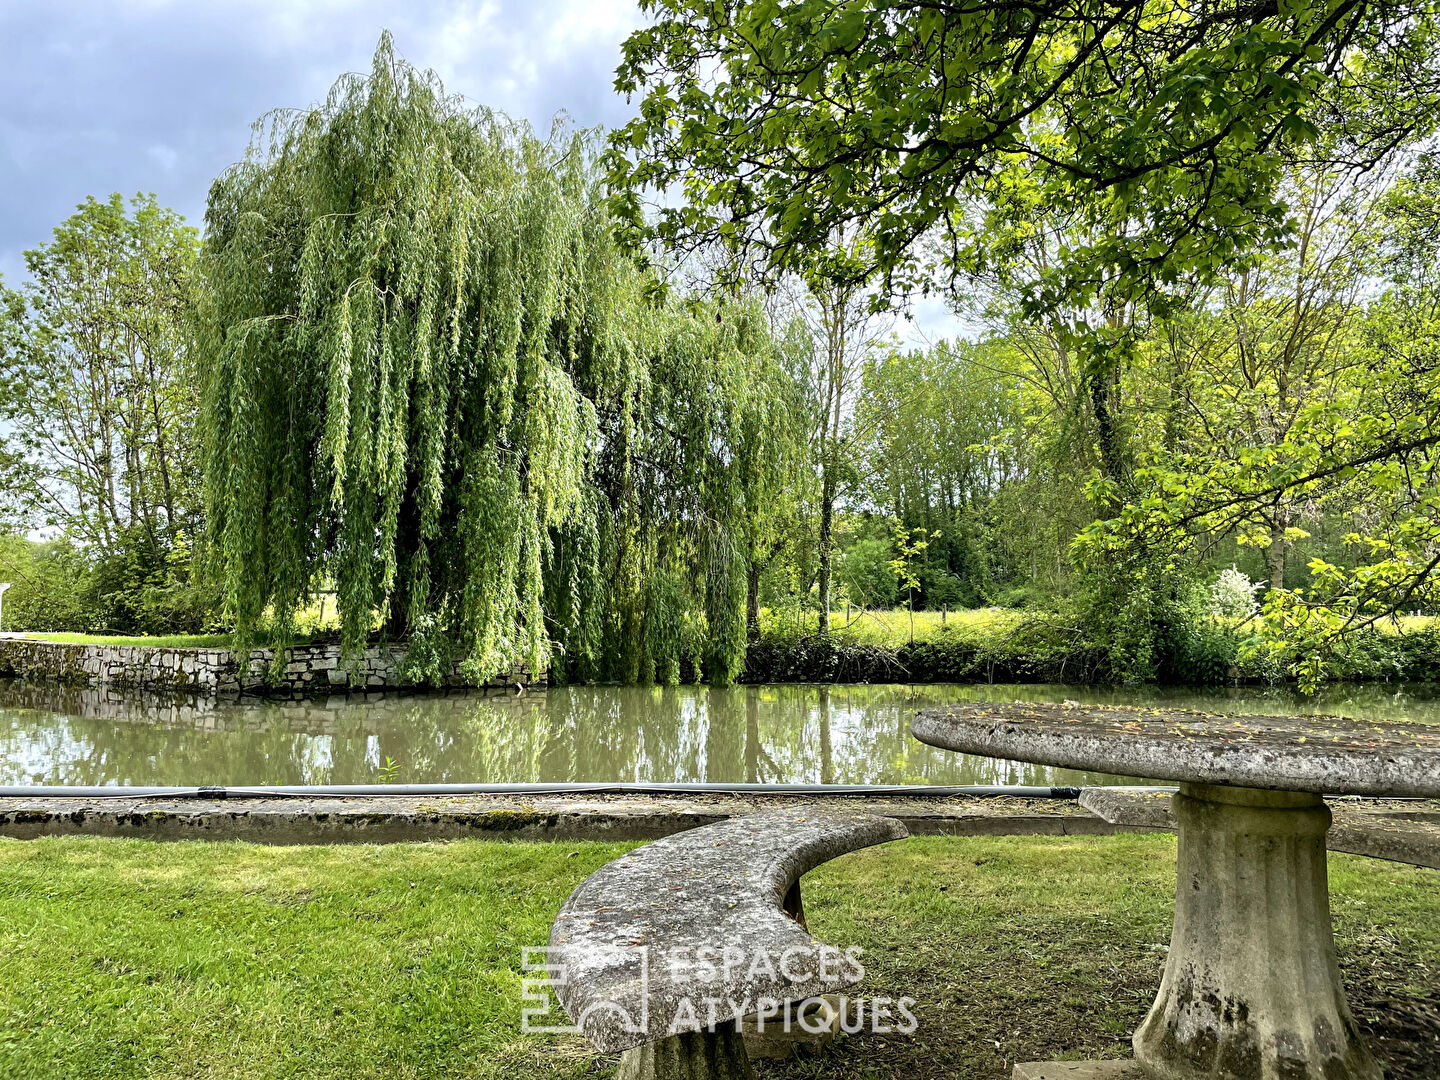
199,35,798,685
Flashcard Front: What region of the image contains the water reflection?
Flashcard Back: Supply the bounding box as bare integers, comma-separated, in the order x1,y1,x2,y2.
0,679,1436,788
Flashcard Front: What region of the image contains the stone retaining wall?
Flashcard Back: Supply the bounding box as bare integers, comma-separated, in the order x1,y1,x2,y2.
0,638,539,696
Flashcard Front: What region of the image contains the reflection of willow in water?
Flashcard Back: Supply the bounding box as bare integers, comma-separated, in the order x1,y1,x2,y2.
716,684,1125,787
2,678,1439,786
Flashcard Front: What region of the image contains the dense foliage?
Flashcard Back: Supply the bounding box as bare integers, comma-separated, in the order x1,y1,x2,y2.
1077,158,1440,686
611,0,1439,300
199,38,797,684
0,193,211,633
610,1,1440,686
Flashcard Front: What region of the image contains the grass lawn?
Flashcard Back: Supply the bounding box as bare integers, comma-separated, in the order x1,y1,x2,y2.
0,834,1435,1080
24,631,240,648
20,607,1432,652
757,606,1025,646
24,630,332,650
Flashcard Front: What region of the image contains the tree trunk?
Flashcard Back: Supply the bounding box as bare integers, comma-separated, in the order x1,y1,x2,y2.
1267,512,1287,594
746,558,762,644
817,472,834,635
1089,368,1127,506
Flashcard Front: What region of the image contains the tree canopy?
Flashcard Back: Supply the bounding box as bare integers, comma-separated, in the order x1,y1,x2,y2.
609,1,1440,682
200,36,798,683
0,193,200,551
610,0,1440,310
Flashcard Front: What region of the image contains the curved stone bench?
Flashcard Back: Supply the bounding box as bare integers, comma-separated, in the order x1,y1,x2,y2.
547,809,908,1078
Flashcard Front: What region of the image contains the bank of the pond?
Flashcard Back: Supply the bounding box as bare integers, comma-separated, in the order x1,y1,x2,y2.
0,637,540,695
11,605,1439,694
0,834,1435,1080
743,618,1440,687
0,790,1123,844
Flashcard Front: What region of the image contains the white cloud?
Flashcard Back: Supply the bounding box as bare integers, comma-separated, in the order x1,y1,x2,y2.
146,143,179,174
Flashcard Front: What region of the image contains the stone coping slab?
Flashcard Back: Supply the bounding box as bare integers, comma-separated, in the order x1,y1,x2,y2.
548,809,907,1053
0,791,1133,844
914,701,1440,798
1080,786,1440,869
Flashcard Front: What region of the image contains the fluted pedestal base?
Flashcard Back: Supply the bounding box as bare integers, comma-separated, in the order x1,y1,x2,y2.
1133,784,1379,1080
617,1027,756,1080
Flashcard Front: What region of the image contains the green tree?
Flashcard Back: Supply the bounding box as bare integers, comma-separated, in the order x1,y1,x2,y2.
887,520,932,644
1075,155,1440,685
0,193,202,554
786,257,892,633
0,535,90,632
611,1,1438,305
200,36,796,684
835,528,896,610
1162,162,1385,595
855,340,1027,605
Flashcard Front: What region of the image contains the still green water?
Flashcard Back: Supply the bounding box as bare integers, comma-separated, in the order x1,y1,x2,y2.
1,679,1438,788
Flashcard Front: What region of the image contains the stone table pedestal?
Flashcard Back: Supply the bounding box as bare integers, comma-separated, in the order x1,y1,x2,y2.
1133,784,1378,1080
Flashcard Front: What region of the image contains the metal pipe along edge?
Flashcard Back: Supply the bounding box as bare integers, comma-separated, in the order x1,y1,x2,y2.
0,782,1114,800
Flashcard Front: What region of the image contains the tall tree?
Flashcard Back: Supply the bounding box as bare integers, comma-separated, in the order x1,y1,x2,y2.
855,339,1028,604
200,36,795,684
1075,155,1440,685
1171,162,1386,593
0,193,201,553
792,263,891,633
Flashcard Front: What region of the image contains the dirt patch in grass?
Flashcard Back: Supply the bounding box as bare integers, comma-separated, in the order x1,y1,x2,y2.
757,937,1440,1080
751,839,1440,1080
765,920,1162,1079
1344,935,1440,1078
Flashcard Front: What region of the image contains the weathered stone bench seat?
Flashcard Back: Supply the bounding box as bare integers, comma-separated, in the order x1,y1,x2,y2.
1079,786,1440,869
547,809,908,1078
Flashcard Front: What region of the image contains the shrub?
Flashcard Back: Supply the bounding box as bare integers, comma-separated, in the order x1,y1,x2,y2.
1209,566,1262,619
0,536,90,631
745,610,1110,684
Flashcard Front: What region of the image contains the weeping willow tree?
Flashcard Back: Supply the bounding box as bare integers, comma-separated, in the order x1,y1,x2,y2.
199,35,795,685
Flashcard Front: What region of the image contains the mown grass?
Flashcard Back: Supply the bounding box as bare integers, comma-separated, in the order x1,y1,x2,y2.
759,606,1024,646
0,834,1434,1080
25,631,239,648
25,628,334,649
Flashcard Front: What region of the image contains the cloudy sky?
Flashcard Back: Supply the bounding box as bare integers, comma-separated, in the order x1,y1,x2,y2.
0,0,960,342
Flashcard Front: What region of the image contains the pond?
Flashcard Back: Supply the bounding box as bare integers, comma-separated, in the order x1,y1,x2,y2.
1,679,1438,788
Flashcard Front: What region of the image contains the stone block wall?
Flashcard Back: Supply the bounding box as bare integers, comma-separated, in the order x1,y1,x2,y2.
0,638,540,696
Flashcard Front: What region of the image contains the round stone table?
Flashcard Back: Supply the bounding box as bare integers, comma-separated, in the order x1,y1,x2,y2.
912,701,1440,1080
